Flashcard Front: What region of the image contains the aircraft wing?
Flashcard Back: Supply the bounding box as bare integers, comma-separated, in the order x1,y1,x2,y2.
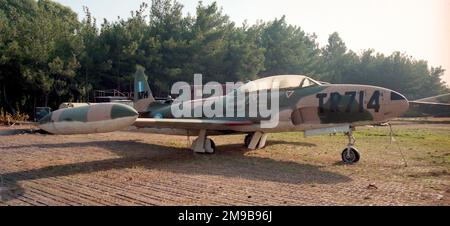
406,101,450,117
133,118,255,130
409,101,450,106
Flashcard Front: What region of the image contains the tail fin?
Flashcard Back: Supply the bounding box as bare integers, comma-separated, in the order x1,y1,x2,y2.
133,65,155,113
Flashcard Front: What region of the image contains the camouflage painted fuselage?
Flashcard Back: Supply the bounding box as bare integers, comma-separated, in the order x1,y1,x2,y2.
138,80,409,133
39,74,409,136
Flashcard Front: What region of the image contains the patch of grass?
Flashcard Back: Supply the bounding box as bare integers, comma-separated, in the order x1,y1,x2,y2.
264,125,450,171
0,108,30,125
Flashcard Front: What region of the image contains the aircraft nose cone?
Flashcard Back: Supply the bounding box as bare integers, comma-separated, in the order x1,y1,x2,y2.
110,103,139,119
389,91,409,116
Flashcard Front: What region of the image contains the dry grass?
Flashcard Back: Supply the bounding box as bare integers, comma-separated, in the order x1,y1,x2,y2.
0,120,449,206
0,108,30,125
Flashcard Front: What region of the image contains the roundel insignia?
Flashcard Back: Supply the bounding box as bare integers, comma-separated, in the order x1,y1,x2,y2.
286,90,294,98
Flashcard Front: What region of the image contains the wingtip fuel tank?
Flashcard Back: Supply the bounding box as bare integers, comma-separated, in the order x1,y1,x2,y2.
38,103,138,135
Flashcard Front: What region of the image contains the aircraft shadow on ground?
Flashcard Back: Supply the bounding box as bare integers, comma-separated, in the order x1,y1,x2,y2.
0,139,350,202
0,129,36,136
264,140,317,147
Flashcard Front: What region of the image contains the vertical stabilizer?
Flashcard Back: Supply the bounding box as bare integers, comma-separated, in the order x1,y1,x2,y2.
133,65,154,113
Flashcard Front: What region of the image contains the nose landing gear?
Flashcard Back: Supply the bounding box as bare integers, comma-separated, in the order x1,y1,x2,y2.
342,146,360,163
341,129,360,164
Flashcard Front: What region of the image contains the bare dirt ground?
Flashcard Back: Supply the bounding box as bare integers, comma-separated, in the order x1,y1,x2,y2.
0,120,449,206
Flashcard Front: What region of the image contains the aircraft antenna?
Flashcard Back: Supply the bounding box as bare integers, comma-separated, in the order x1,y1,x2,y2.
386,123,408,167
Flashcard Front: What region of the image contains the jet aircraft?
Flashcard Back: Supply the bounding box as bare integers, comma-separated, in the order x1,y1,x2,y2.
38,67,410,163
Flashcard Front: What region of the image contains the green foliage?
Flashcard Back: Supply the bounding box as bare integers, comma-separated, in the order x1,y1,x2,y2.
257,16,321,78
0,0,82,112
0,0,448,116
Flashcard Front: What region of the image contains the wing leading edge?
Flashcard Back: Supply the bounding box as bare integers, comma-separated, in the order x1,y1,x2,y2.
133,118,255,131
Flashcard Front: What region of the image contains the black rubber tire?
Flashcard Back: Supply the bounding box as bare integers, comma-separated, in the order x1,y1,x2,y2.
205,138,216,154
244,134,252,147
341,147,360,164
210,139,216,153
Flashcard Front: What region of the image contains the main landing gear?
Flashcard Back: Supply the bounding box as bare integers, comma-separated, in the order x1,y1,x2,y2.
190,130,269,154
191,129,216,154
244,132,268,150
341,129,360,164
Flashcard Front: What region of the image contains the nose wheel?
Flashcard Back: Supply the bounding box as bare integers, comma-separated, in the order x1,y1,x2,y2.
341,146,360,163
341,129,360,164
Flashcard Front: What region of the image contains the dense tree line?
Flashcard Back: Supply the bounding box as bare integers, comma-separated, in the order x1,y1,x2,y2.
0,0,448,115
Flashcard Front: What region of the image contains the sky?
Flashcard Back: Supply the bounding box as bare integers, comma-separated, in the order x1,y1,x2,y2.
55,0,450,86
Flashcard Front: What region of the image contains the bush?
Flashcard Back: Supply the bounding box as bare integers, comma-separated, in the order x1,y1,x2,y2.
0,108,30,125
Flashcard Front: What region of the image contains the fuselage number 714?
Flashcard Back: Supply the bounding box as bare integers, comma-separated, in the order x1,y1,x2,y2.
316,91,380,113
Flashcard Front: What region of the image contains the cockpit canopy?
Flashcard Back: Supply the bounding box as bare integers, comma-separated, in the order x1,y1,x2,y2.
238,75,320,93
